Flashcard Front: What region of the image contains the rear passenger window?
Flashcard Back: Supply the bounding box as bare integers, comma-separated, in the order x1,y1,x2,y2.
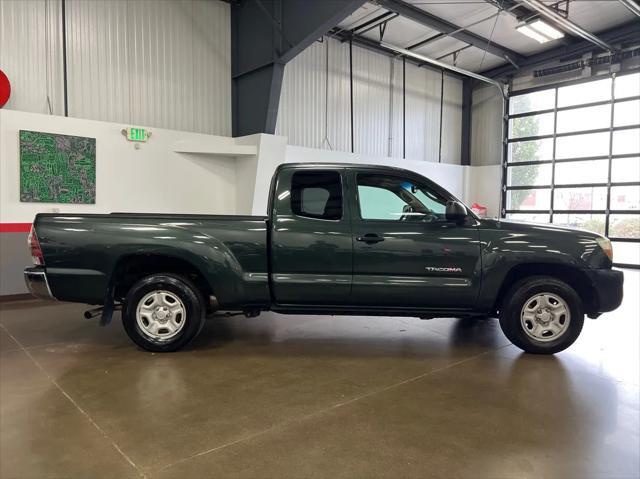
291,171,342,220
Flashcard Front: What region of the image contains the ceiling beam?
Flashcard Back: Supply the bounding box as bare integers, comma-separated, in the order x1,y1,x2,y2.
375,0,526,66
481,20,640,79
328,28,467,77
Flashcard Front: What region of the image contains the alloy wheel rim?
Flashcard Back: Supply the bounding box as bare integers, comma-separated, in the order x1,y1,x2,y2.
136,290,186,342
520,292,571,342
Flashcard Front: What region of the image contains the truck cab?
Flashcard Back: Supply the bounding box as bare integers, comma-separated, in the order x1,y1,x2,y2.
269,164,481,313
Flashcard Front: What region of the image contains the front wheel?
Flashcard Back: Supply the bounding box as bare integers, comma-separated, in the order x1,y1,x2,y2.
122,274,206,352
499,276,584,354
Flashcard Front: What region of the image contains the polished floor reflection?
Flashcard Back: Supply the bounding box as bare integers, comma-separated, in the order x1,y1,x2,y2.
1,271,638,478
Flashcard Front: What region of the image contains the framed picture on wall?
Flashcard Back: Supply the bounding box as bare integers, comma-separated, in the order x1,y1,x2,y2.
19,130,96,204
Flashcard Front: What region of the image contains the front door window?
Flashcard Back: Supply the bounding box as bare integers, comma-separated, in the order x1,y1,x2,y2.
356,173,448,223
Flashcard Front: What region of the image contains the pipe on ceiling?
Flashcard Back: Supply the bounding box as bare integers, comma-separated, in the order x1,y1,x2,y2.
379,41,505,93
517,0,616,52
617,0,640,18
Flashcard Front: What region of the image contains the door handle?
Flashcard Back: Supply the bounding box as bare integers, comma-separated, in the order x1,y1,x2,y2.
356,233,384,244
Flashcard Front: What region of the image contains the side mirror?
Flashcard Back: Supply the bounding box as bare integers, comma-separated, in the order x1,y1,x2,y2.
445,200,467,223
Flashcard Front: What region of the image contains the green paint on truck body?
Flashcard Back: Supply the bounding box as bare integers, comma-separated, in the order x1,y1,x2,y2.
31,163,620,317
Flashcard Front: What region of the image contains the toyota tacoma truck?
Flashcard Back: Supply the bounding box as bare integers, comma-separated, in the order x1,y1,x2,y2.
24,163,623,354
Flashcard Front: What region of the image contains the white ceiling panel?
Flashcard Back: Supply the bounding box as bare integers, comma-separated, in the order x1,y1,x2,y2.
407,0,497,28
562,1,635,33
336,4,388,31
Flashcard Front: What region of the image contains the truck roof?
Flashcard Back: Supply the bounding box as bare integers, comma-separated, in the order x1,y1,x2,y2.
278,162,424,177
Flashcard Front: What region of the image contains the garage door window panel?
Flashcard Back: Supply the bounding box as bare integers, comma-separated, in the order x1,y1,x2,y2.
509,113,555,139
553,214,606,235
507,163,552,187
614,73,640,99
553,187,608,211
613,128,640,156
509,89,556,115
556,132,611,160
508,138,553,163
614,100,640,127
609,214,640,240
506,188,551,211
554,160,609,185
611,157,640,184
557,77,612,107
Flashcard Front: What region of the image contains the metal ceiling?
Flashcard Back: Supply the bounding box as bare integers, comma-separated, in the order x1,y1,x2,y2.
335,0,640,76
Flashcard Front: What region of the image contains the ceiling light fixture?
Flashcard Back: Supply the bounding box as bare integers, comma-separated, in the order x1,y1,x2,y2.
516,18,565,43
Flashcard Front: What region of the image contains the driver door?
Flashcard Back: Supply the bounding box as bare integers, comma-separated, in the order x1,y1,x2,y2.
349,170,481,310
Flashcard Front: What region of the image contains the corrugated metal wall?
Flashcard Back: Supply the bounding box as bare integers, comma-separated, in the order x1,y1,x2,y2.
441,75,463,165
471,84,503,166
276,36,464,164
404,61,441,163
352,45,391,157
0,0,65,115
0,0,230,136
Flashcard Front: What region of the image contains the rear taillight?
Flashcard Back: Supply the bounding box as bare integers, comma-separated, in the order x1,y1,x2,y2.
28,225,45,266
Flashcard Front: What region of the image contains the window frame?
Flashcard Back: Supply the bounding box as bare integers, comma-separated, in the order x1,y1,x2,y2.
502,72,640,268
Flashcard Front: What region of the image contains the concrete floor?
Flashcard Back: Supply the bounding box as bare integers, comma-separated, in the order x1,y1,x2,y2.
1,272,638,479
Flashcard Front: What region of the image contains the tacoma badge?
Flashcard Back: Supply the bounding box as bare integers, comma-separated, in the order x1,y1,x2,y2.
425,267,463,273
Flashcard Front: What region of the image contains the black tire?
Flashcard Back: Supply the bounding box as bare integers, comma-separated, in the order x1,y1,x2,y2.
122,273,205,352
499,276,584,355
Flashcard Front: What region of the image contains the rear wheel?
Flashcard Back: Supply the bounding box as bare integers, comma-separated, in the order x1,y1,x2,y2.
122,273,205,352
499,276,584,354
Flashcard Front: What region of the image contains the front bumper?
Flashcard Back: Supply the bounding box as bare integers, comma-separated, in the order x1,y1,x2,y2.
24,267,56,301
585,268,624,313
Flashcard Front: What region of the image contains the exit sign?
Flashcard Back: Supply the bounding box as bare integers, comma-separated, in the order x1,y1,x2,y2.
126,127,149,142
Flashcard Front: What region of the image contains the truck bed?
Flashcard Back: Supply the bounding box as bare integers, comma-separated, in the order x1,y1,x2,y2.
34,213,270,306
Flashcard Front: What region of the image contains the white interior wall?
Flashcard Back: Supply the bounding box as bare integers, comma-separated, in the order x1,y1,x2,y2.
0,110,239,224
276,36,463,165
0,0,231,136
0,109,498,225
464,165,502,218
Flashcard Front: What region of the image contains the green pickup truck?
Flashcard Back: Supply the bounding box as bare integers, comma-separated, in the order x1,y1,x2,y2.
25,163,623,354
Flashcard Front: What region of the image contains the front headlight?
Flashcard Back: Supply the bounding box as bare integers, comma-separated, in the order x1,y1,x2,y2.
596,237,613,262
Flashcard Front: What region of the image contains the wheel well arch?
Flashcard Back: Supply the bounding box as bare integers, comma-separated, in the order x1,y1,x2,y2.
493,263,597,314
110,254,213,304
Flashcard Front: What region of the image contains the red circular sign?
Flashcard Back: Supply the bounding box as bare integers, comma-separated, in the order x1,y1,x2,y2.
0,69,11,108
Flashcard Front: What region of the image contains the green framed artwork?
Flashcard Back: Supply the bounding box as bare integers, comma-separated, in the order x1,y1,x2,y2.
20,130,96,204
